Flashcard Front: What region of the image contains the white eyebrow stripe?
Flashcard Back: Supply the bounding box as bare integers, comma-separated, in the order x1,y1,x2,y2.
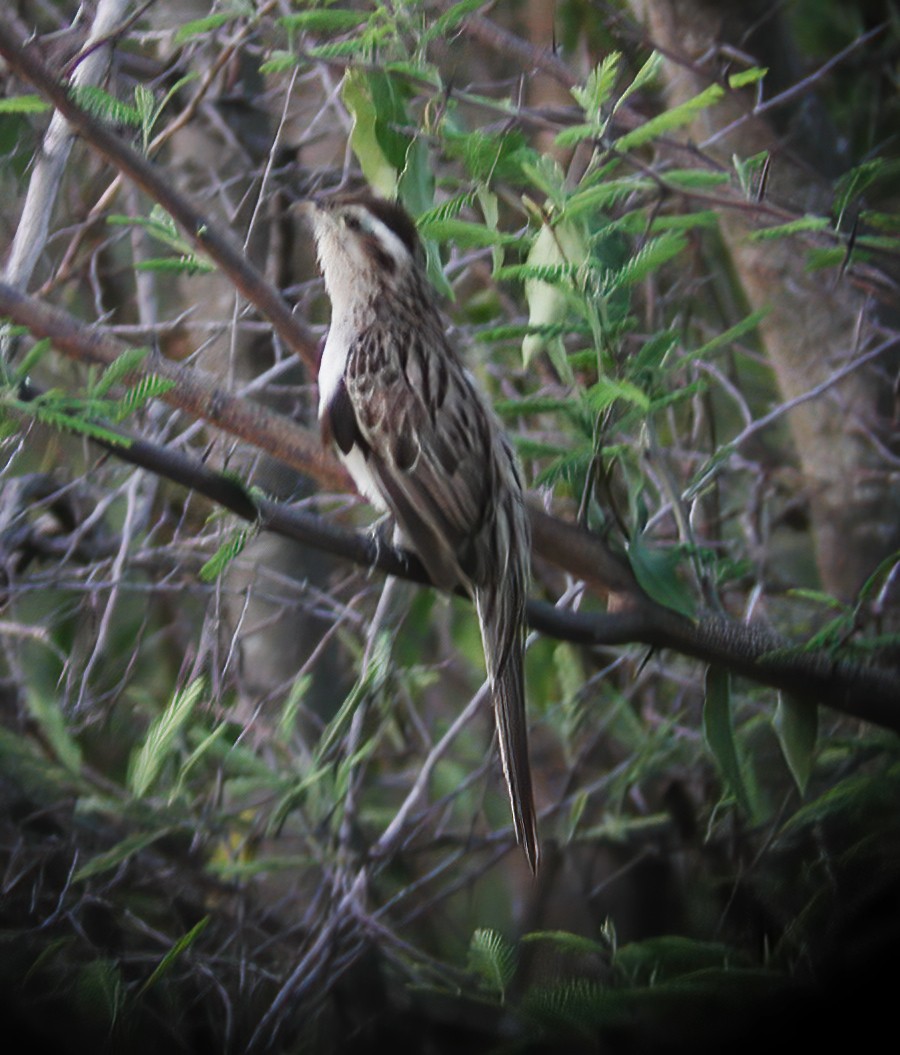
360,211,413,270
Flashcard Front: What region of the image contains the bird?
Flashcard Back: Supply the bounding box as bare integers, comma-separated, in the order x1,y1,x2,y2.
302,191,539,872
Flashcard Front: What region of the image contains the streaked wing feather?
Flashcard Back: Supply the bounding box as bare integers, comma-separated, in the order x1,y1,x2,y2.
346,328,496,592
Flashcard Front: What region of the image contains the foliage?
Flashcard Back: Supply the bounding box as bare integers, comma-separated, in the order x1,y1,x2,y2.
0,1,898,1052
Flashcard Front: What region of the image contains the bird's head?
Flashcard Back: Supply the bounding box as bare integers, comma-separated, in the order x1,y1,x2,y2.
300,193,422,310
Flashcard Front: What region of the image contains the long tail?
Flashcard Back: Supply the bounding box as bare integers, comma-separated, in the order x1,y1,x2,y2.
476,587,540,873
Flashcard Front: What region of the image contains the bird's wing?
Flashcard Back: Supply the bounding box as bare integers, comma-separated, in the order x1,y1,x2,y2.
345,325,505,594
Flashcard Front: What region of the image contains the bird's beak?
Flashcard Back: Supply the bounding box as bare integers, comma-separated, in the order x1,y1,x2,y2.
295,198,319,221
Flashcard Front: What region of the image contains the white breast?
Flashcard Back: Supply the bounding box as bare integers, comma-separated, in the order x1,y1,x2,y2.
317,322,352,416
317,322,388,514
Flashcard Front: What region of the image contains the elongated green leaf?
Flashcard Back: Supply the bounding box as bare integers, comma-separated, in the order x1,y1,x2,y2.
113,374,176,419
422,0,487,42
0,95,50,113
129,678,205,797
74,828,174,881
495,394,576,416
26,687,82,774
139,916,211,995
200,523,258,581
71,85,140,126
616,84,724,152
278,10,370,32
417,191,478,226
259,51,299,74
728,66,768,89
521,930,611,957
91,346,150,397
703,666,751,815
688,307,769,360
14,337,53,379
609,231,687,288
135,257,214,275
832,159,900,223
586,376,650,412
175,13,234,44
416,217,514,247
733,150,769,197
21,401,133,447
748,216,830,241
566,177,655,217
554,123,599,148
773,693,817,795
663,169,731,189
342,69,398,197
614,51,663,112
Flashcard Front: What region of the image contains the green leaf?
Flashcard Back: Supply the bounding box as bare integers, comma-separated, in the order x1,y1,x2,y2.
614,51,663,113
13,337,53,380
175,13,234,44
733,150,769,197
565,177,654,217
416,191,477,227
128,678,206,797
0,95,50,114
422,0,487,43
609,231,687,288
21,400,133,447
703,667,752,815
467,928,516,998
773,693,817,795
495,394,577,416
70,85,140,126
417,217,514,247
832,159,900,224
554,123,599,148
133,84,156,149
135,256,215,275
315,634,391,764
278,10,370,32
113,374,176,419
627,534,695,618
616,83,724,152
90,346,150,397
687,307,768,360
26,687,82,774
748,216,830,241
781,765,900,834
585,376,650,413
615,935,737,983
200,523,257,581
631,329,678,375
662,169,731,189
138,916,211,995
728,66,768,89
75,959,125,1027
74,828,174,881
259,51,299,74
522,929,611,957
857,549,900,605
342,68,399,197
571,52,621,115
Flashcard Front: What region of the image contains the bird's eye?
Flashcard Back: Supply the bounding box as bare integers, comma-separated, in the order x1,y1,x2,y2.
344,214,363,232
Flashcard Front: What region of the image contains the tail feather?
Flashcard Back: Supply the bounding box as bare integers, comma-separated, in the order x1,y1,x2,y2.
477,586,539,873
493,654,540,872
